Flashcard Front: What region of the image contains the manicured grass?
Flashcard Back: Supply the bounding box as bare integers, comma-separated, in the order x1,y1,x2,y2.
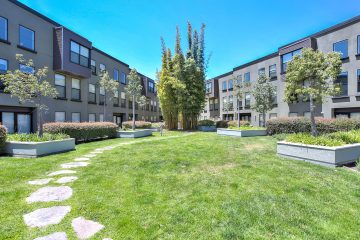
0,132,359,239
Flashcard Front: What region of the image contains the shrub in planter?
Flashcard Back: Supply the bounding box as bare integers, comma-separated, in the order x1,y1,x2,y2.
228,121,250,127
44,122,117,142
198,120,215,127
216,120,228,128
7,133,69,142
122,121,152,129
0,125,6,153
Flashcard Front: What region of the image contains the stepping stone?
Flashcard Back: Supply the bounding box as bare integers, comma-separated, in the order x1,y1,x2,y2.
48,170,76,177
56,176,78,184
72,217,104,239
28,178,53,186
61,162,89,169
90,151,103,154
23,206,71,228
103,239,112,240
83,154,96,158
26,186,73,203
75,157,90,161
34,232,67,240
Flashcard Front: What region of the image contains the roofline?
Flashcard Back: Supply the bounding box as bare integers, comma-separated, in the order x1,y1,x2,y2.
92,47,129,67
233,52,278,71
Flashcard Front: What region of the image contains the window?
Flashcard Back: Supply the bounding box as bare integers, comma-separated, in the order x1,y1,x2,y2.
269,64,277,79
71,78,81,100
114,69,119,81
99,114,104,122
2,112,14,133
121,72,126,84
99,86,105,105
206,82,212,93
289,112,298,118
114,90,119,106
229,95,233,109
121,92,126,108
351,113,360,119
0,58,8,73
358,36,360,55
333,40,348,59
71,112,81,122
55,74,66,99
258,68,265,76
222,81,227,91
55,112,66,122
148,81,155,93
19,26,35,50
88,113,96,122
91,60,96,74
358,70,360,93
228,80,233,90
304,112,311,118
0,17,8,41
99,64,106,72
244,72,251,82
209,99,214,111
273,87,277,104
281,49,301,72
222,96,227,110
237,74,242,84
70,41,90,67
245,92,251,108
269,113,277,119
19,64,34,74
88,84,96,103
335,72,348,96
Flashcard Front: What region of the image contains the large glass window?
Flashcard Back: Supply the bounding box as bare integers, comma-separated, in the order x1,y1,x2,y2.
99,64,106,73
71,78,81,100
228,80,233,90
17,114,31,133
229,95,233,109
0,17,8,41
71,112,81,123
88,113,96,122
335,72,348,96
358,36,360,55
258,68,265,76
19,26,35,50
245,92,251,108
19,64,34,74
91,60,96,74
244,72,251,82
0,58,8,73
99,86,105,105
333,40,348,59
55,112,66,122
99,114,104,122
273,87,277,104
269,64,277,79
121,72,126,84
114,90,119,106
206,82,212,93
281,49,301,72
148,81,155,93
222,81,227,91
114,69,119,81
358,70,360,93
55,74,66,99
2,112,15,133
70,41,90,67
88,84,96,103
121,92,126,108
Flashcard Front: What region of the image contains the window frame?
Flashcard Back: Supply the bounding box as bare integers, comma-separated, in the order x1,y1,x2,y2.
71,78,81,101
88,83,96,104
333,39,349,60
99,63,106,73
71,112,81,123
269,64,277,79
54,74,66,99
244,72,251,82
88,113,96,122
357,70,360,93
114,68,119,81
206,82,212,93
281,48,302,73
19,25,35,51
222,81,227,92
70,40,90,67
245,92,251,108
19,63,34,74
91,60,96,75
0,16,8,42
121,72,126,84
0,58,8,73
335,71,348,97
55,111,66,122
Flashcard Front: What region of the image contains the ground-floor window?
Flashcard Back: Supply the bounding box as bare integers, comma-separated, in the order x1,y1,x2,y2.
289,112,298,118
0,111,32,134
269,113,277,119
55,112,66,122
99,114,104,122
88,113,96,122
72,112,81,122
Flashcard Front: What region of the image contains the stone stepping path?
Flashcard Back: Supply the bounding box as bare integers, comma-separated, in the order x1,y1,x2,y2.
56,176,78,184
48,170,76,177
34,232,67,240
28,178,53,186
75,157,90,161
83,154,96,158
61,162,89,169
26,186,73,203
72,217,104,239
23,206,71,228
90,151,103,154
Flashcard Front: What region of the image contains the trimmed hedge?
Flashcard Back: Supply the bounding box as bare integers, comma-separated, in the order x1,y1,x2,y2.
44,122,117,142
216,120,228,128
122,121,152,129
267,117,360,135
0,125,6,153
228,120,250,127
198,120,215,127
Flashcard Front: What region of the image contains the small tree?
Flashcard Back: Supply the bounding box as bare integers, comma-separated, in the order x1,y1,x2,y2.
251,74,276,127
98,71,119,121
222,99,232,121
284,48,342,136
233,76,250,127
0,54,57,136
125,68,147,130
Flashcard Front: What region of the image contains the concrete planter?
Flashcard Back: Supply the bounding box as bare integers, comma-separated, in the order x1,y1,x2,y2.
217,128,267,137
277,141,360,167
197,126,217,132
5,138,75,158
116,129,153,138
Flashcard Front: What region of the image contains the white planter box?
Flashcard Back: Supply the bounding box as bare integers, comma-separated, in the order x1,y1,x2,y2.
277,141,360,167
198,126,217,132
5,138,75,158
217,128,267,137
116,129,153,138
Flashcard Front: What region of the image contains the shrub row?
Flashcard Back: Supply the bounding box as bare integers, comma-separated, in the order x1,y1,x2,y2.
44,122,117,142
6,133,69,142
122,121,152,129
198,120,215,127
267,117,360,135
0,125,6,154
215,120,250,128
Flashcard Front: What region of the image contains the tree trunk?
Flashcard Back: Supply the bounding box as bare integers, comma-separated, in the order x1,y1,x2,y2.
262,112,266,128
309,96,318,136
37,97,43,137
237,112,240,128
132,95,136,130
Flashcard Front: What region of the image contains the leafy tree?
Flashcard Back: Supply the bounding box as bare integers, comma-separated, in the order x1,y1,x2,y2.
233,76,250,127
251,74,276,127
125,68,147,130
98,70,119,121
0,54,57,136
222,99,232,121
284,48,342,136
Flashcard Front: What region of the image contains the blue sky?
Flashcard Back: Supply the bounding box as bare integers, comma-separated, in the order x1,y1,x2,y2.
19,0,360,79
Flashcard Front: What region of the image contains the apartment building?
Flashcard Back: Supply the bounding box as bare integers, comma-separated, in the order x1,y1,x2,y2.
0,0,161,133
200,78,220,120
210,15,360,126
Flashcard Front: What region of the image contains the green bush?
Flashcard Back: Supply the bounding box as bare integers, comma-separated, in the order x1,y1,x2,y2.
228,120,250,127
44,122,117,142
272,133,288,141
286,133,345,147
122,121,152,129
0,125,6,153
228,126,265,130
216,120,228,128
198,120,215,127
7,133,69,142
267,117,360,135
151,122,163,128
327,130,360,144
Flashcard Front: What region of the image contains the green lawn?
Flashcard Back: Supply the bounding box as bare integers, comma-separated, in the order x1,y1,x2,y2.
0,132,359,239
